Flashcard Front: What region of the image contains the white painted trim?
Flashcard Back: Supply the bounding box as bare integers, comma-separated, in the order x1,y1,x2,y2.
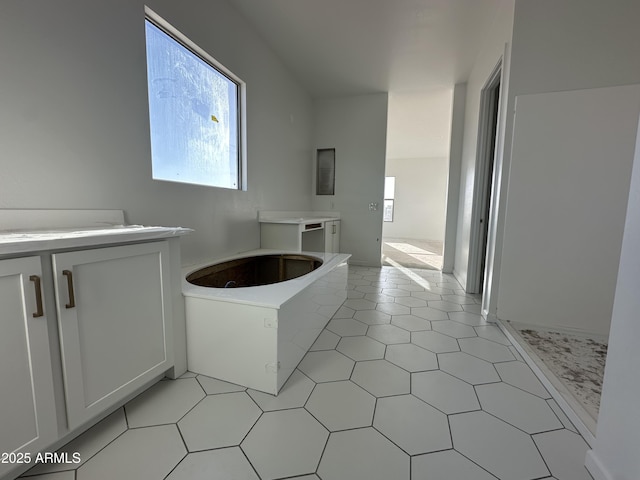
467,59,503,293
144,6,248,191
585,450,613,480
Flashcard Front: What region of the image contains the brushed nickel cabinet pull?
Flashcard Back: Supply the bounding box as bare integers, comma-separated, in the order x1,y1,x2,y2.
62,270,76,309
29,275,44,318
332,224,336,234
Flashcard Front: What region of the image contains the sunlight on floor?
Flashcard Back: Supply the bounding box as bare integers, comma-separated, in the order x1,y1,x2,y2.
382,239,443,270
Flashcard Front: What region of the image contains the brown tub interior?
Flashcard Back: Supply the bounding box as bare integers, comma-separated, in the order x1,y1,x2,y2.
186,254,323,288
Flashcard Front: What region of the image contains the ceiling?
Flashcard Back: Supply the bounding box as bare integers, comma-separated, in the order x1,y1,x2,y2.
227,0,503,98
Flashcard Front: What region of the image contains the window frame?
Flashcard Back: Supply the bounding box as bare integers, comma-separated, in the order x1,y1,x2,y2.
383,176,396,222
144,7,247,190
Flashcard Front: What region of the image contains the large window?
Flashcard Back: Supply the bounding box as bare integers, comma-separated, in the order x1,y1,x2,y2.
144,11,245,189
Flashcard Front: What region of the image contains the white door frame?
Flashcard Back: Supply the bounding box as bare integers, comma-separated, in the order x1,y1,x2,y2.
467,59,503,294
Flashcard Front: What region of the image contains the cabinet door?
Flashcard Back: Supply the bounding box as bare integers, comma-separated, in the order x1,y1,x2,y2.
324,220,340,253
0,257,57,477
52,242,173,429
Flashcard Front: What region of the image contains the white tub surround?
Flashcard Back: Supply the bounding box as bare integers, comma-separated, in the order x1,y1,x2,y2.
258,210,341,253
183,249,350,394
0,209,191,480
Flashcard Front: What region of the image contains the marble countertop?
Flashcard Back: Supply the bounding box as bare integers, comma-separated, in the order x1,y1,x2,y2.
0,225,192,256
258,216,340,224
258,210,340,225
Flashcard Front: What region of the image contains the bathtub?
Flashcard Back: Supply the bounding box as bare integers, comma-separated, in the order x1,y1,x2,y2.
182,249,350,394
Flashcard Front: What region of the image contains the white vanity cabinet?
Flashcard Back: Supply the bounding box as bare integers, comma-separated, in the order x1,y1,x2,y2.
52,242,173,429
0,256,58,479
324,220,340,253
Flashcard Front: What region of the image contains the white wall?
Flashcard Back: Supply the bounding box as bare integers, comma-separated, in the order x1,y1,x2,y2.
453,0,515,288
586,115,640,480
490,0,640,335
382,157,448,242
498,85,640,336
442,83,467,273
0,0,313,266
312,94,388,266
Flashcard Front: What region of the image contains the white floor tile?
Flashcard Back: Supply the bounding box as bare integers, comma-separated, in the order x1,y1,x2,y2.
305,380,375,431
196,375,246,394
367,324,411,344
390,314,431,331
125,377,205,427
411,331,460,353
351,359,410,397
494,361,551,398
247,370,314,411
432,320,478,339
24,408,127,475
241,409,328,480
76,425,186,480
365,292,396,303
394,296,428,308
178,392,261,451
547,398,578,433
318,428,409,480
438,352,500,385
21,472,76,480
354,309,391,325
450,411,550,480
412,371,480,414
459,337,515,363
374,394,451,455
476,383,563,434
448,311,488,326
298,350,355,382
533,429,593,480
428,300,463,312
475,325,511,345
410,306,450,321
385,343,438,372
332,305,355,319
411,449,498,480
337,335,386,361
410,291,442,301
441,294,479,305
376,302,411,315
310,330,341,351
165,447,259,480
325,318,368,337
382,288,411,297
343,298,377,310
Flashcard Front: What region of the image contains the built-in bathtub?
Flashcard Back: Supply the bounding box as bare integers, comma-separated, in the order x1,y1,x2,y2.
182,249,350,394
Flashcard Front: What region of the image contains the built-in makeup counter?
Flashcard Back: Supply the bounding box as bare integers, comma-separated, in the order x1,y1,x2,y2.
258,210,341,253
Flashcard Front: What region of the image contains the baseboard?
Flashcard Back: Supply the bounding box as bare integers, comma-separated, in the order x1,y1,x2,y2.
507,320,609,344
585,450,613,480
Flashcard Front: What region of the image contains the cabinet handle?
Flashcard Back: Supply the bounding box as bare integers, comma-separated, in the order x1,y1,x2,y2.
29,275,44,318
332,224,336,234
62,270,76,309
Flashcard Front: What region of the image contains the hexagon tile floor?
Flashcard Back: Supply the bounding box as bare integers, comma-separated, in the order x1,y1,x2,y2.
20,266,594,480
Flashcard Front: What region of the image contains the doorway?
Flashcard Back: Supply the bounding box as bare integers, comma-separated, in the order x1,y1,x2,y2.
468,62,502,294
